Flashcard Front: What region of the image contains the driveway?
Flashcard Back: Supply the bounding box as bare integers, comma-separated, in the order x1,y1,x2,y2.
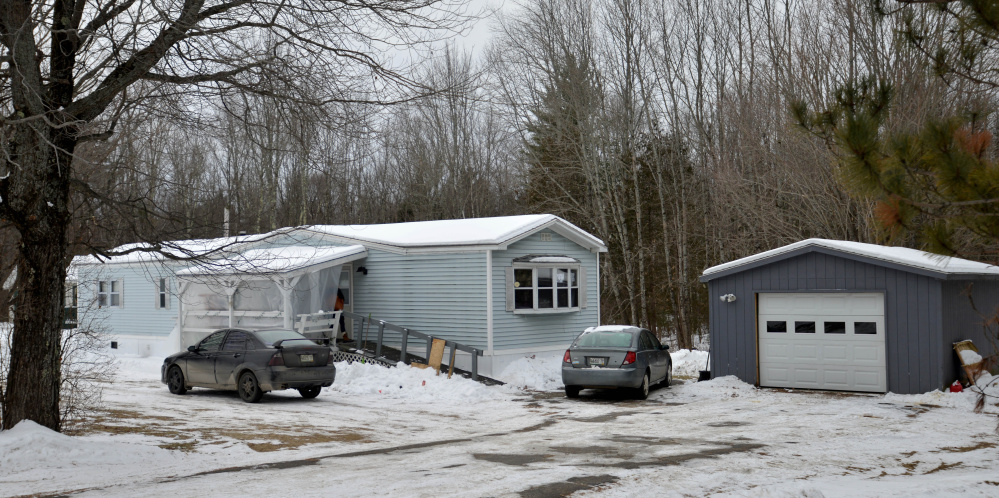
2,358,997,497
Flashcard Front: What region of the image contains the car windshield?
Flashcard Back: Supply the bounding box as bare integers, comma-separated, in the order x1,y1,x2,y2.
253,329,312,347
574,331,634,348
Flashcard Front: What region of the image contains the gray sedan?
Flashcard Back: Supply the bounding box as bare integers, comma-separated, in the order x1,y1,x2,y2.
561,326,672,399
162,328,336,403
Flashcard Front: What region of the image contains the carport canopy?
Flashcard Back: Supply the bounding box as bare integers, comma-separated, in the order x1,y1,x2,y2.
175,245,367,337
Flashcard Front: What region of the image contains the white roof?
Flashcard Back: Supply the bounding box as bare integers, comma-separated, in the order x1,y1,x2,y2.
72,231,285,266
305,214,606,252
702,238,999,278
176,245,367,277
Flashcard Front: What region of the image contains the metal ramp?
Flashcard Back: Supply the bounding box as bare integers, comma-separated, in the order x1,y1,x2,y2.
296,310,500,384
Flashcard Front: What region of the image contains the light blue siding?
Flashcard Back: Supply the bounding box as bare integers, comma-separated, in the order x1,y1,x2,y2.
490,230,600,351
351,250,489,350
74,263,178,337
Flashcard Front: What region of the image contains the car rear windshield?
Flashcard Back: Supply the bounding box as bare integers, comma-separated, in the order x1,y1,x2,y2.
254,329,311,347
574,331,634,348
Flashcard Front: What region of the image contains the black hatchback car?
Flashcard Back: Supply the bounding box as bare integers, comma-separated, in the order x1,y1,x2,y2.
161,328,336,403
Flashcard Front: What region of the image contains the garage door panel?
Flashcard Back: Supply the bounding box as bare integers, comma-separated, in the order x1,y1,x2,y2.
762,343,791,361
823,369,849,389
852,345,882,363
853,370,884,391
759,293,886,393
763,367,790,382
792,344,819,360
823,345,848,361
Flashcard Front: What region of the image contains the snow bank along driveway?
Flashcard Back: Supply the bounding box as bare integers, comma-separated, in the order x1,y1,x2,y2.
2,353,998,497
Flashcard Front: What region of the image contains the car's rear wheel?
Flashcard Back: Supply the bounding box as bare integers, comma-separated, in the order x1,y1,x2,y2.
238,371,263,403
634,372,650,400
167,366,187,395
298,386,322,399
565,385,581,398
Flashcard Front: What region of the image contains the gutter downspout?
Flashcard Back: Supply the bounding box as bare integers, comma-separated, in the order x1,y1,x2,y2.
596,251,601,325
486,249,493,354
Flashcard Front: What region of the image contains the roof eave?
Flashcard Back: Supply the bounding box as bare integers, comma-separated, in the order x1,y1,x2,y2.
699,245,956,282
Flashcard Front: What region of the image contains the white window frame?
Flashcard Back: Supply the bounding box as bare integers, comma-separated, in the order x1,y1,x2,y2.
97,279,123,308
155,277,170,309
509,264,582,314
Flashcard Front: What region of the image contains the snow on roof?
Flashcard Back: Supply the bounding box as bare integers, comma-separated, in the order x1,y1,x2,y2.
72,231,284,266
702,238,999,278
176,245,366,277
306,214,606,251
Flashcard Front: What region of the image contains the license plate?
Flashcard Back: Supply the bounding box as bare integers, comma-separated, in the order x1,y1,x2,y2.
588,357,606,366
300,354,314,363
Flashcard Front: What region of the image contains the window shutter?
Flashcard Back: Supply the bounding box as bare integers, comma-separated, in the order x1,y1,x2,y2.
154,280,159,309
118,279,124,308
505,267,514,311
578,266,587,308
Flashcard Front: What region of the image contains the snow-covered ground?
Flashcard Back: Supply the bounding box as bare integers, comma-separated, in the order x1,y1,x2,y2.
2,351,997,497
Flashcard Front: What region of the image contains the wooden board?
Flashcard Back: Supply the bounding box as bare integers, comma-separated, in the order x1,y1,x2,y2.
953,340,984,383
429,338,446,374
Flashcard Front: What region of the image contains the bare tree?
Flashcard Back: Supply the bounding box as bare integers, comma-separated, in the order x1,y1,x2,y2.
0,0,471,431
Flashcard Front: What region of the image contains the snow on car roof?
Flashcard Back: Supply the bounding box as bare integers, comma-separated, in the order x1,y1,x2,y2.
176,245,367,277
581,325,642,334
306,214,606,250
701,238,999,278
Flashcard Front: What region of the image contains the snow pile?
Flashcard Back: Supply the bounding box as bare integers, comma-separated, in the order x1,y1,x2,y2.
959,349,983,365
331,361,504,402
883,373,998,410
670,349,709,379
497,352,564,391
0,420,183,479
683,375,760,397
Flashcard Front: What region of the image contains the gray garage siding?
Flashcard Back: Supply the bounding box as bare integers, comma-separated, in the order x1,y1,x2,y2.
707,250,945,394
942,280,999,383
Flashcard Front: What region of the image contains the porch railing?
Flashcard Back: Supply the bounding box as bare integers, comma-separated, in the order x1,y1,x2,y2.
341,310,484,380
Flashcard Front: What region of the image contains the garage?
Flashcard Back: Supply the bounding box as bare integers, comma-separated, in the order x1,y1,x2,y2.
758,293,885,392
700,238,999,394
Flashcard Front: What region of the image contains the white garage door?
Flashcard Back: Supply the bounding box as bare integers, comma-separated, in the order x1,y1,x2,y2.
758,293,886,393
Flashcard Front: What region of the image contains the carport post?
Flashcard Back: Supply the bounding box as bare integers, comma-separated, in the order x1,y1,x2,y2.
471,350,478,380
400,329,409,364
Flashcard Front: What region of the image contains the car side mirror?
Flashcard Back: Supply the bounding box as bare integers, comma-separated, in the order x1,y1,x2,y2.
187,345,198,352
661,345,669,351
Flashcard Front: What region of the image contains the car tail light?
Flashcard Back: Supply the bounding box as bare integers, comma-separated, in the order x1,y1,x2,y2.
622,351,637,365
563,350,572,363
268,352,285,366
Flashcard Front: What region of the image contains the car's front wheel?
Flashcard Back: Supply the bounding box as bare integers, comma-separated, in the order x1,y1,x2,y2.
634,372,650,400
565,385,581,398
167,366,187,395
238,371,263,403
298,386,322,399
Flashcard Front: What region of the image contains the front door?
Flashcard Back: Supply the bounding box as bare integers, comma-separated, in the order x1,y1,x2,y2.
339,264,353,338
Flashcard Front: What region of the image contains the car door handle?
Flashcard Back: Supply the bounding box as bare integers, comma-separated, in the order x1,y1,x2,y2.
233,353,241,358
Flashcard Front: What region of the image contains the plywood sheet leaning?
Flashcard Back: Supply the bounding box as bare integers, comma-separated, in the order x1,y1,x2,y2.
428,338,446,374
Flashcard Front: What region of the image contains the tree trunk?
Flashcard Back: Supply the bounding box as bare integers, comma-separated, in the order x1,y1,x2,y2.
2,129,73,431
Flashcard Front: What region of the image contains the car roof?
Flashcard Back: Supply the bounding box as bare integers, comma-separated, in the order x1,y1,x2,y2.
582,325,644,335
